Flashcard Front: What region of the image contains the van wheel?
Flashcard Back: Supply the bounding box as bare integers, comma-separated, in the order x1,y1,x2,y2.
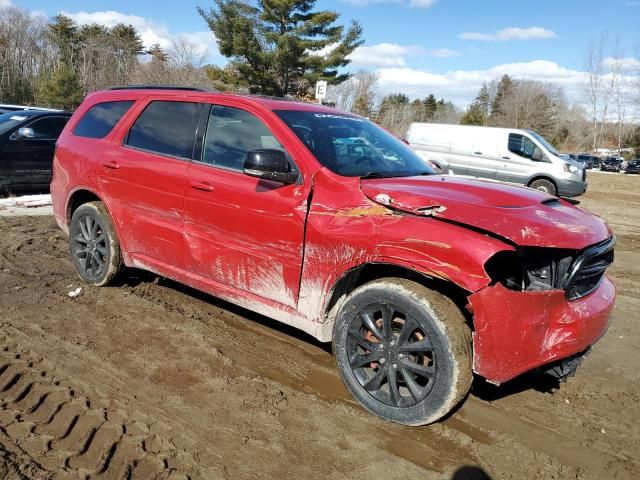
69,202,123,286
333,278,472,425
529,178,557,196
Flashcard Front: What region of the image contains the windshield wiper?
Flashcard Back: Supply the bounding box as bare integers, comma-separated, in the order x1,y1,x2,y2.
360,172,394,179
360,170,432,179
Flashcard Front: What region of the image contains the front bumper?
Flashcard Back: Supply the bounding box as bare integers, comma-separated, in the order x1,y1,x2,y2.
556,178,587,198
469,275,615,384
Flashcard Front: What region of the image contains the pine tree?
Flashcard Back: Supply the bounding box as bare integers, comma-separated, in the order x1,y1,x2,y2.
198,0,363,97
37,63,84,110
490,74,514,124
460,85,491,126
423,94,437,120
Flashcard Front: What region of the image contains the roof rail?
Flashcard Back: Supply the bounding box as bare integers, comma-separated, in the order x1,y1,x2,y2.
108,85,218,92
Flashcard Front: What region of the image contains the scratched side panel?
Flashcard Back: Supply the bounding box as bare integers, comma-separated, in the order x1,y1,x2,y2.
297,169,511,325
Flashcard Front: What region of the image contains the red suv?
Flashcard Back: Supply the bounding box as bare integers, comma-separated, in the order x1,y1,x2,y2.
51,86,615,425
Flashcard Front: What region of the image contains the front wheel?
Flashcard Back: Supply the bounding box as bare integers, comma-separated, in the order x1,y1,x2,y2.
529,178,557,196
69,201,123,286
333,279,472,425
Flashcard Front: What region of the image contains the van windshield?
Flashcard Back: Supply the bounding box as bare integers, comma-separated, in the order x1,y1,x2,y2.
275,110,434,178
528,130,559,157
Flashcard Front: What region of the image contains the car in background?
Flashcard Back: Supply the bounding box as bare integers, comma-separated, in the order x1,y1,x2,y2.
576,154,599,169
0,110,71,193
405,123,586,197
600,157,624,172
625,159,640,174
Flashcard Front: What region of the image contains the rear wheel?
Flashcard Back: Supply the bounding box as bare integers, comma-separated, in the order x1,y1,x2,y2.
529,178,557,196
333,279,472,425
69,201,123,286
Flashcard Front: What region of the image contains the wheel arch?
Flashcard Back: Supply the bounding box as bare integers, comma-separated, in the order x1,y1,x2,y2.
323,262,473,335
66,187,103,225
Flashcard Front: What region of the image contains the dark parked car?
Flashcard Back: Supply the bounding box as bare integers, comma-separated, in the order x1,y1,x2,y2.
576,154,599,169
0,110,71,193
625,159,640,174
600,157,624,172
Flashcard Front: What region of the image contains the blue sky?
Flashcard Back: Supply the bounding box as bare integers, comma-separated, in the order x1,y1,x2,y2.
7,0,640,105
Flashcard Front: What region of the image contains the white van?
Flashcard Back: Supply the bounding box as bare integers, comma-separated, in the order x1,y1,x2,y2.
405,123,586,197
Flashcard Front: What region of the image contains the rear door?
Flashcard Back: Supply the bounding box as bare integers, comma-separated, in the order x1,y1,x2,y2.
183,101,309,308
98,98,203,270
466,129,501,179
5,115,68,187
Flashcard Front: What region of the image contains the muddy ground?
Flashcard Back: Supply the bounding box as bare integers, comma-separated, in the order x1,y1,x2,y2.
0,172,638,479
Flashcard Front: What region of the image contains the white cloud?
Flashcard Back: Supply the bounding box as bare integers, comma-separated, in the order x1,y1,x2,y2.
62,10,219,60
459,27,556,42
0,0,12,7
427,48,461,58
409,0,438,7
346,43,461,68
375,60,593,105
602,57,640,71
341,0,436,7
349,43,423,67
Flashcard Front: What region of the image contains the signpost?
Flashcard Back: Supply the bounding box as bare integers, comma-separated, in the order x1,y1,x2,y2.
315,81,327,103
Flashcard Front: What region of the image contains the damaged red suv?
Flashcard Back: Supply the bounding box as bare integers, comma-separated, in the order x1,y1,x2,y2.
51,86,615,425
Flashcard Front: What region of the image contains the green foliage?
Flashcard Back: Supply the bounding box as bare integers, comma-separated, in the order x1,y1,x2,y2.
37,63,84,110
460,85,490,126
198,0,363,97
205,64,247,91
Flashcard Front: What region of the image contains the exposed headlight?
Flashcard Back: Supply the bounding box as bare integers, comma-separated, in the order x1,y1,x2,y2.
564,162,579,174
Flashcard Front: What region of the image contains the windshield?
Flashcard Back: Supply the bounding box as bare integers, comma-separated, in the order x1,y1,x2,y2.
275,110,434,177
0,112,28,135
528,130,559,157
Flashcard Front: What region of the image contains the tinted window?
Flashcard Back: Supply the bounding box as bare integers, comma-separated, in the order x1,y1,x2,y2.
202,105,286,170
27,116,69,139
126,101,201,159
508,133,537,159
74,101,134,139
0,112,30,135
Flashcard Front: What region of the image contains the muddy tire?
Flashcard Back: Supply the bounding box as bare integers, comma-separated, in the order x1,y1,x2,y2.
529,178,557,196
69,201,122,286
333,278,473,425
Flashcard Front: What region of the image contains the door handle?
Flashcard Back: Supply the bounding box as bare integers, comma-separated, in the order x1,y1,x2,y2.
474,151,482,155
502,156,511,160
102,160,120,170
190,181,214,192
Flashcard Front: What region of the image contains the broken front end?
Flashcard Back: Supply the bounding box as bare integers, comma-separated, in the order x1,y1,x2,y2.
470,236,616,384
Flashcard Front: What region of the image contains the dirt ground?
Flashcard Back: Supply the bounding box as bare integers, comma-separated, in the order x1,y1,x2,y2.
0,171,638,479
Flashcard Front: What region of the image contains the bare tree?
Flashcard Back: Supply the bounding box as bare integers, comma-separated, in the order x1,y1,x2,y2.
325,71,378,115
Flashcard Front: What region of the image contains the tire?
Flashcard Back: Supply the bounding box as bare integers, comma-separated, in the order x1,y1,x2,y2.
69,201,123,286
333,278,473,425
529,178,557,196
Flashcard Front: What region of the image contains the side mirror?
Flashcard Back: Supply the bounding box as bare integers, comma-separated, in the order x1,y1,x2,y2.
11,127,35,140
531,147,545,162
243,149,298,185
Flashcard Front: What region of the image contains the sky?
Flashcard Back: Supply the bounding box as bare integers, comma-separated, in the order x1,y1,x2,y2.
6,0,640,106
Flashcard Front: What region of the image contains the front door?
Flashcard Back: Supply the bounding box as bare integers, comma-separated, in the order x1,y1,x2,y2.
497,133,538,184
184,103,309,308
4,115,68,188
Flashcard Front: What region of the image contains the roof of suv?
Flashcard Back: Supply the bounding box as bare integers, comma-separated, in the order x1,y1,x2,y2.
90,86,346,114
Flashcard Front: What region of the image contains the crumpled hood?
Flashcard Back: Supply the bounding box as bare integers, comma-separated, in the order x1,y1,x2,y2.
361,175,611,249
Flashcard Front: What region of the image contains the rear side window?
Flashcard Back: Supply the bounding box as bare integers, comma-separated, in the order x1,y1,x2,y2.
508,133,536,159
74,101,134,139
126,101,201,159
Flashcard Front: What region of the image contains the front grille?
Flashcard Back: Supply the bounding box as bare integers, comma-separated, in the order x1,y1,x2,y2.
563,237,615,300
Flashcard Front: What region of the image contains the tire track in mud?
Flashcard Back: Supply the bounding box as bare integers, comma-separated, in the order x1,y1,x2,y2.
0,328,200,480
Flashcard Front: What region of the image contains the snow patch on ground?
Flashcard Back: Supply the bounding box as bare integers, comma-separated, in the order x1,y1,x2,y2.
0,194,52,216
